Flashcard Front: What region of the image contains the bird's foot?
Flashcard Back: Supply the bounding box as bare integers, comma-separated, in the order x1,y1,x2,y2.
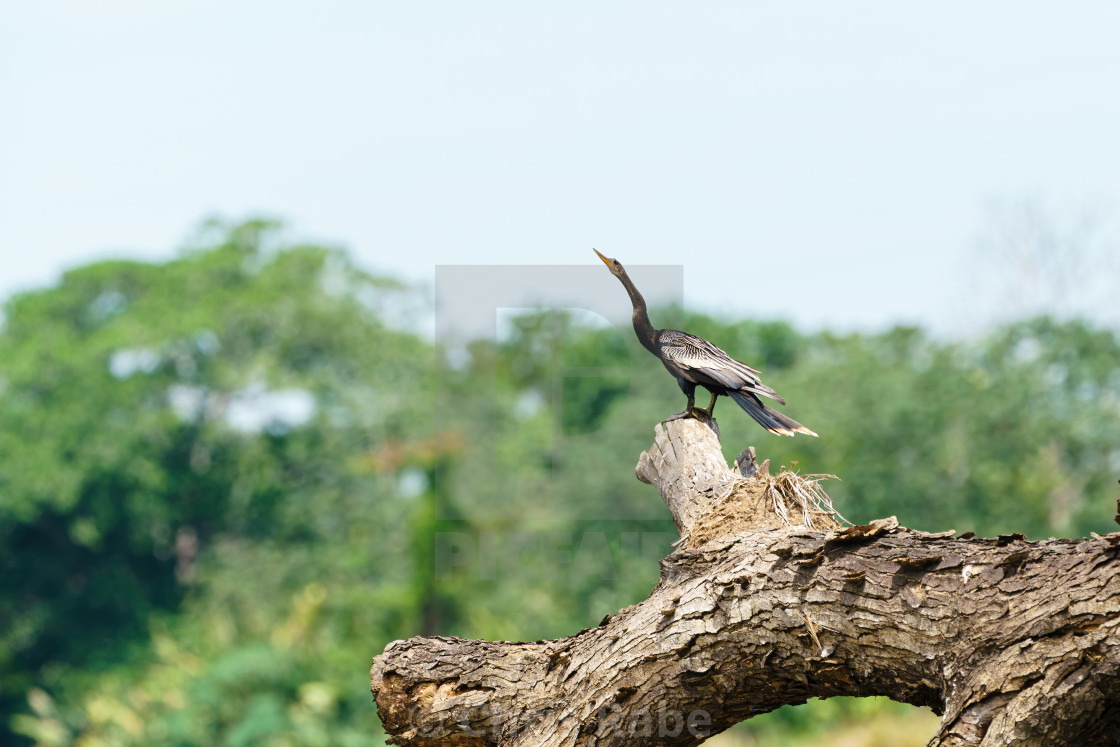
662,408,720,437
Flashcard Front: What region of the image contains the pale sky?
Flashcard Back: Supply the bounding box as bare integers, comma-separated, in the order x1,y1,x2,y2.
2,1,1118,336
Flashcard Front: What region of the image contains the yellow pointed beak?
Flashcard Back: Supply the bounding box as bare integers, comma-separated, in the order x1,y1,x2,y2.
593,248,613,267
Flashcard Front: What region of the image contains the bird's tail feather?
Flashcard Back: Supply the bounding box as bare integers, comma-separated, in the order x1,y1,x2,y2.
728,391,818,437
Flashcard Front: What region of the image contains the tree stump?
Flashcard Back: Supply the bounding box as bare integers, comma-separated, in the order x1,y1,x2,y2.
371,418,1120,745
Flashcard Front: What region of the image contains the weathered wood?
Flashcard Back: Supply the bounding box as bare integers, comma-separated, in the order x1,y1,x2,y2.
372,418,1120,746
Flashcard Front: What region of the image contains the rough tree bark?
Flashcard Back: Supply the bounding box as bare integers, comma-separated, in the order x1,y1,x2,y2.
371,418,1120,746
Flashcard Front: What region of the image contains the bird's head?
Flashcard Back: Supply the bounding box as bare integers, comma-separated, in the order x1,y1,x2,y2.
593,249,627,279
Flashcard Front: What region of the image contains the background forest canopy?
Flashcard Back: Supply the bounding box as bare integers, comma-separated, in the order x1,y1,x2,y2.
3,219,1120,746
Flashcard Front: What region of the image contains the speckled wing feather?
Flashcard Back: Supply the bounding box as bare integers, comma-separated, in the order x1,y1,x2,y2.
658,329,785,404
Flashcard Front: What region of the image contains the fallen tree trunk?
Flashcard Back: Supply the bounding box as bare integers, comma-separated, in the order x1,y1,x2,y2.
371,418,1120,746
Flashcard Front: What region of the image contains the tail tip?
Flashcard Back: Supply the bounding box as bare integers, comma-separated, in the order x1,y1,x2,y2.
769,425,818,438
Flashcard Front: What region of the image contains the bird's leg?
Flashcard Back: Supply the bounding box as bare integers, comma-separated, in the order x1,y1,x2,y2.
694,392,720,437
704,392,718,417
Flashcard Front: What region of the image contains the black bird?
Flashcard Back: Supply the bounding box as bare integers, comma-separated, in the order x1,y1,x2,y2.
594,249,817,437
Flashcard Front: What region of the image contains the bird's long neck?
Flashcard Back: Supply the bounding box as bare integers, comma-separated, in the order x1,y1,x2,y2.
617,270,658,353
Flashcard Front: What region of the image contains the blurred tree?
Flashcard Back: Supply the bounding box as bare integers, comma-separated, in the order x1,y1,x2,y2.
0,220,431,743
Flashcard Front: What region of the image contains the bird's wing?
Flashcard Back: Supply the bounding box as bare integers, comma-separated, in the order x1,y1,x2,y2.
658,330,786,404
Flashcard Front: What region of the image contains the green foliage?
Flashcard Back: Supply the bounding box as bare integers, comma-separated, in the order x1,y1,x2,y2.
3,221,1119,745
0,220,426,743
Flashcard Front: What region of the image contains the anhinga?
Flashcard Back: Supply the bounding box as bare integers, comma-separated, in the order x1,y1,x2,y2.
594,249,817,437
